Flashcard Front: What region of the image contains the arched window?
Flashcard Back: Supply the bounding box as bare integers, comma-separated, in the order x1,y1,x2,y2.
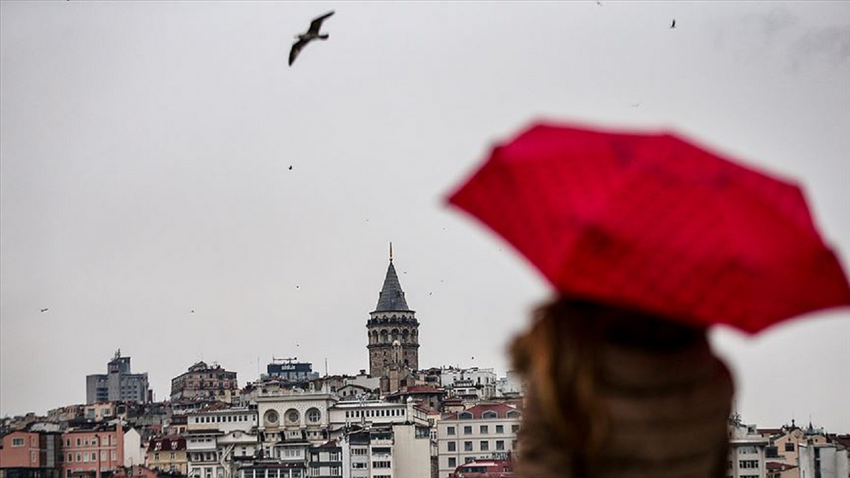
482,411,498,419
306,408,321,424
380,330,388,343
402,330,409,343
264,410,279,425
506,410,521,419
458,412,473,420
285,409,299,425
391,329,399,341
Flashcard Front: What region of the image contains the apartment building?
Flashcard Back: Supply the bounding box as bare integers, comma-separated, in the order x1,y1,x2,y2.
436,404,521,478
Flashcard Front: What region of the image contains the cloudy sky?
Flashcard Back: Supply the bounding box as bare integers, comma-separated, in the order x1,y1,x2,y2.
2,1,849,431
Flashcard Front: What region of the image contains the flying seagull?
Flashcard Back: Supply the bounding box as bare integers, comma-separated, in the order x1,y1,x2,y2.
670,19,676,29
289,11,335,66
40,308,49,313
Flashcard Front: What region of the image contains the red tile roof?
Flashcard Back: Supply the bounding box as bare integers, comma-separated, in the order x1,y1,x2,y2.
147,436,186,452
442,403,520,420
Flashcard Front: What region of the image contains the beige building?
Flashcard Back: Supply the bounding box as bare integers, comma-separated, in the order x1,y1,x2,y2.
84,403,116,422
172,362,239,404
146,436,187,475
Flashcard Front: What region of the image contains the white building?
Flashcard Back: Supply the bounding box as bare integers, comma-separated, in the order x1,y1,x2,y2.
188,408,258,434
799,442,849,478
435,403,521,478
123,427,143,468
339,424,430,478
329,399,428,434
440,368,497,401
186,407,258,478
728,422,769,478
494,371,523,398
256,390,337,447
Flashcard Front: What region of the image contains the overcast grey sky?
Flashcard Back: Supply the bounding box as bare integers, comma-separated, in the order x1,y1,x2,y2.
2,1,849,431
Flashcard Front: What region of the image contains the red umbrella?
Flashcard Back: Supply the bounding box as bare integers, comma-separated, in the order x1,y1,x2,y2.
447,122,850,333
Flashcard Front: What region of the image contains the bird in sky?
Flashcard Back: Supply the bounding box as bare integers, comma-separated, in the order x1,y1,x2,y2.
191,310,195,313
40,308,49,313
631,102,642,107
670,19,676,29
288,165,293,170
289,11,335,66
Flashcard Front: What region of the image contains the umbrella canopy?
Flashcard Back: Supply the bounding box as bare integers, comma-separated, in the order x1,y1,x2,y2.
447,122,850,333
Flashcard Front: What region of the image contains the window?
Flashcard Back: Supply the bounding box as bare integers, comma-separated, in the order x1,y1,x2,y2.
482,411,498,419
307,408,321,423
480,441,489,451
496,425,504,434
76,453,82,462
496,440,505,451
739,460,759,469
447,426,455,436
463,426,472,435
458,412,473,420
286,410,300,424
447,442,456,452
11,438,25,447
480,425,488,434
264,410,279,424
448,457,457,468
68,454,73,462
464,441,473,452
76,439,82,447
785,442,795,452
511,425,520,434
372,461,391,468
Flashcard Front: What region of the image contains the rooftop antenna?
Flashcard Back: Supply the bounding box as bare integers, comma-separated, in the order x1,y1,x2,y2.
389,242,393,262
325,357,329,376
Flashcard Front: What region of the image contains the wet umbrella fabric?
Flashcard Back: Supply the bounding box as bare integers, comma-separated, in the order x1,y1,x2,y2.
447,122,850,333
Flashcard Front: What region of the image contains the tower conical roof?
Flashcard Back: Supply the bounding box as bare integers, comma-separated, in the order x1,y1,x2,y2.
374,261,411,312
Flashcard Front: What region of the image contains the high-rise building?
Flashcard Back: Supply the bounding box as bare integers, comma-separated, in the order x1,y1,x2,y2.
366,245,420,392
85,351,151,404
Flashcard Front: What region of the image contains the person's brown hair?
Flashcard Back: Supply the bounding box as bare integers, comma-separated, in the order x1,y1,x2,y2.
511,296,704,476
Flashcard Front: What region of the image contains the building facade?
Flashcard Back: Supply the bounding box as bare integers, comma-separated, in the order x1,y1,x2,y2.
60,424,125,478
265,360,319,383
86,352,151,404
171,362,239,404
366,250,420,393
728,422,769,478
146,437,187,475
436,404,521,478
0,430,62,478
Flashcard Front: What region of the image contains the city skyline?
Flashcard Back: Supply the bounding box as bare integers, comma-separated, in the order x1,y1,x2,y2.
2,1,849,433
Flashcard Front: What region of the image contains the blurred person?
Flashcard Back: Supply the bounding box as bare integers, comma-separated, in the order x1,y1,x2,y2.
511,297,733,478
